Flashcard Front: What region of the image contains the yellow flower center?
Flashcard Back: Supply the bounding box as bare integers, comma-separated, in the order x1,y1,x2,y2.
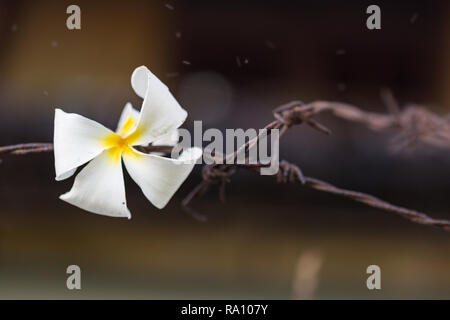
100,116,141,164
100,134,129,164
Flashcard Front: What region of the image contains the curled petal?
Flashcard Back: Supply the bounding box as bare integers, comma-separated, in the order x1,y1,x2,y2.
116,102,140,137
54,109,114,181
60,148,131,218
127,66,187,146
123,146,202,209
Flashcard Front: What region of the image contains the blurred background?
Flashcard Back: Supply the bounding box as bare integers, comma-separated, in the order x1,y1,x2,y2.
0,0,449,299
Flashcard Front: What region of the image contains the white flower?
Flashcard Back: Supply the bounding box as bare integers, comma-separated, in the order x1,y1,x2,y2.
54,66,202,218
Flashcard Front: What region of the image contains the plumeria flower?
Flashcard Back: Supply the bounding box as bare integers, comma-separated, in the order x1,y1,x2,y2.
54,66,202,218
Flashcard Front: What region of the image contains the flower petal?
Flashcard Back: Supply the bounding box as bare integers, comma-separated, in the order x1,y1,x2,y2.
122,146,202,209
59,148,131,218
57,168,77,181
152,129,179,146
54,109,114,181
116,102,140,137
127,66,187,146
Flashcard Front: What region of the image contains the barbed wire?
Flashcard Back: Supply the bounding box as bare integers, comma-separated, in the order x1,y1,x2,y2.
1,93,449,231
182,95,450,232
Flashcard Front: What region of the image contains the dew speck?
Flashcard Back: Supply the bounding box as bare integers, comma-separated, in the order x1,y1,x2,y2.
43,90,49,96
175,31,181,39
11,24,17,32
236,56,249,67
410,13,419,24
51,40,58,48
182,60,191,66
165,3,174,10
336,49,346,55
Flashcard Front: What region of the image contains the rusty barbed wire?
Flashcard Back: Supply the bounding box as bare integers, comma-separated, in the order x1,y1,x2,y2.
0,143,53,156
182,96,450,232
1,95,449,231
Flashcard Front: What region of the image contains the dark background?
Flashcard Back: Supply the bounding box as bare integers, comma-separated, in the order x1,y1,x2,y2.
0,0,449,298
